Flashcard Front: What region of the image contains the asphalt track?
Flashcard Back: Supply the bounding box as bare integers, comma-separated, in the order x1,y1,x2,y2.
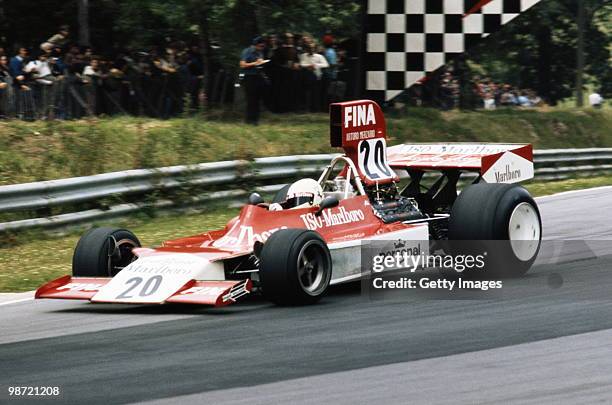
1,186,612,404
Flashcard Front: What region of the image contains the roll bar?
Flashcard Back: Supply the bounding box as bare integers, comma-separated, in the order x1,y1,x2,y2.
317,155,367,197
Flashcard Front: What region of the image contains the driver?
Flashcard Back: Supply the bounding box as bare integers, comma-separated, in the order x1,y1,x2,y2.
269,179,324,211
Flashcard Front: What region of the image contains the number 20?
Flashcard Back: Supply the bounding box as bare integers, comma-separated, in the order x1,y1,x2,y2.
359,139,392,179
116,275,162,299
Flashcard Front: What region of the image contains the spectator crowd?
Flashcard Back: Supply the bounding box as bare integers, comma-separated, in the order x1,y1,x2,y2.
2,25,576,123
0,26,354,122
473,77,543,109
401,67,546,111
239,32,351,124
0,25,211,120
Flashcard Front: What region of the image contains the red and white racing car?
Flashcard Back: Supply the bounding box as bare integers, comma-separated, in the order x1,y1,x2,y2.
36,100,542,307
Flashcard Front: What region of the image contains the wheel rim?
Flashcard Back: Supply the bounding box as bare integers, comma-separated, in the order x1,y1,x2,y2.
107,238,138,276
508,202,541,261
296,241,329,296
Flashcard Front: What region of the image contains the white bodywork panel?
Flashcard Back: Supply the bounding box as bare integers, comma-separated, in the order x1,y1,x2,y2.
328,224,429,285
91,254,224,304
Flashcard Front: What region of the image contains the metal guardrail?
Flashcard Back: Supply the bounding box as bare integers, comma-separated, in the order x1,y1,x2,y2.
0,149,611,233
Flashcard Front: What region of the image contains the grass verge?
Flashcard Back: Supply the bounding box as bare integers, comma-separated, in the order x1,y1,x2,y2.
1,107,611,186
1,176,610,293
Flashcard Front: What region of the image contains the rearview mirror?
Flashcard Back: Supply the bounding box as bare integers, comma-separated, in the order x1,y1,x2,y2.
248,193,265,205
315,196,340,217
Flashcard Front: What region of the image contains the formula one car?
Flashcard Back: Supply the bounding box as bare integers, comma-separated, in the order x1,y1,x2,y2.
36,100,542,307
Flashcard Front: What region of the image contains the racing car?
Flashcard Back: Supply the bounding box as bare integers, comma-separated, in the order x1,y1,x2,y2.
36,100,542,307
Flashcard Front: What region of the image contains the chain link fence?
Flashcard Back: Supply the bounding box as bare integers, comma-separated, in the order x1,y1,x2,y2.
0,70,240,120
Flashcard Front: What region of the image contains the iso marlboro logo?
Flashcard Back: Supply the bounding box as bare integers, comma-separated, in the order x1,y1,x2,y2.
301,207,365,230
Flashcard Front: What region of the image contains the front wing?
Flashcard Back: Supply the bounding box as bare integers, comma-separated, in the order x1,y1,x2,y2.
36,275,251,307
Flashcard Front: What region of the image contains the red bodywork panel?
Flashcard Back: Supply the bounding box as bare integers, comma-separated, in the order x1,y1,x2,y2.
156,195,414,253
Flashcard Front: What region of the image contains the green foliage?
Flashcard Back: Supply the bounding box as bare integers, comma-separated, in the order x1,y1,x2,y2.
466,0,611,103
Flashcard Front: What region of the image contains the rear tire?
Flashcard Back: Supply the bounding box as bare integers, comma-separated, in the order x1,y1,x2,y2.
259,229,332,305
72,227,141,277
448,183,542,277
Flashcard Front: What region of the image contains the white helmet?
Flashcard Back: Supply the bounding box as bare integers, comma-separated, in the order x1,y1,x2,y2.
283,179,324,209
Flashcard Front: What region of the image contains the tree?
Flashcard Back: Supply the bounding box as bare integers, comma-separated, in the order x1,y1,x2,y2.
78,0,91,46
573,0,612,105
466,0,610,105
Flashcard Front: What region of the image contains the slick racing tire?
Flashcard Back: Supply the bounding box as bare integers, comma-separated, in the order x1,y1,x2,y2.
259,229,332,305
448,183,542,278
72,227,141,277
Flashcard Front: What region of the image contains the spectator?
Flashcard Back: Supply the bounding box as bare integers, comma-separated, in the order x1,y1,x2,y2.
186,45,204,112
439,71,459,110
272,33,299,112
322,34,338,80
152,48,181,118
40,25,70,53
299,43,328,112
321,34,338,109
483,92,496,109
263,34,278,60
517,91,533,107
527,90,542,107
9,47,30,91
499,84,518,106
63,45,81,67
24,52,55,85
589,92,604,108
299,43,329,80
0,56,10,86
83,57,103,78
0,55,12,118
240,36,267,125
49,47,66,77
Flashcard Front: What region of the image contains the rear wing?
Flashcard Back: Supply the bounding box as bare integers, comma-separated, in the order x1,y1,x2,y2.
387,143,534,184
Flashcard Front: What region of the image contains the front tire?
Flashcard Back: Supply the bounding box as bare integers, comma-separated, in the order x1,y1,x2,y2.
259,229,332,305
448,183,542,277
72,227,141,277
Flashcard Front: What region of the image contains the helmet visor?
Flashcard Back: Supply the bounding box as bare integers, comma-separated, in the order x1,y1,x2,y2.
285,194,314,208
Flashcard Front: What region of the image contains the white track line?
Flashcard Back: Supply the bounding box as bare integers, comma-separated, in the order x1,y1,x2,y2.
0,291,36,307
0,297,34,307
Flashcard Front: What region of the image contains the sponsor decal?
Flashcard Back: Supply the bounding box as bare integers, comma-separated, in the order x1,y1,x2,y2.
396,144,521,155
57,282,104,292
301,206,365,230
482,151,534,184
494,164,521,183
344,104,378,143
216,225,288,247
180,286,226,296
122,256,199,276
344,103,376,129
346,129,376,142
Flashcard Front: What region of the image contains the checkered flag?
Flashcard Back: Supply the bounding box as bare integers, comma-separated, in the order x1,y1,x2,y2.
365,0,543,102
